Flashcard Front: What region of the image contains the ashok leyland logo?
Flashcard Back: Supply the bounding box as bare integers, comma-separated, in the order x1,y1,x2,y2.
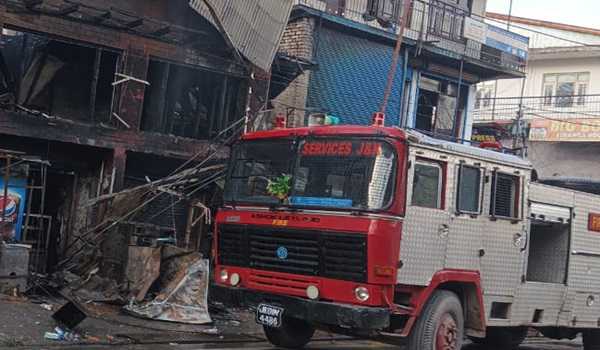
276,246,288,260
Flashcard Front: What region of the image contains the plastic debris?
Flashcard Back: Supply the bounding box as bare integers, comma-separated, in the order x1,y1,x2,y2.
43,327,80,342
202,327,219,335
40,303,53,311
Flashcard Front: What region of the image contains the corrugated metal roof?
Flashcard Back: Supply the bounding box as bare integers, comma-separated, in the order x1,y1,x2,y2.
189,0,294,72
307,26,408,127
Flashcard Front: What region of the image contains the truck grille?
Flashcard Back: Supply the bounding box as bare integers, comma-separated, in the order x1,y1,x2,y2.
218,225,367,283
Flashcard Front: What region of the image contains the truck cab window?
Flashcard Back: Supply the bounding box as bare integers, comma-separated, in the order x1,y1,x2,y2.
490,173,520,218
412,161,443,209
457,165,481,213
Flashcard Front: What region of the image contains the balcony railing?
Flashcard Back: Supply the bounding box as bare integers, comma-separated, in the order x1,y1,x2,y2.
473,95,600,122
294,0,528,74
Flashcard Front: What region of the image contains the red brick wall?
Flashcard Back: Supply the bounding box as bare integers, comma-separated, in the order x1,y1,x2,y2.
274,17,316,127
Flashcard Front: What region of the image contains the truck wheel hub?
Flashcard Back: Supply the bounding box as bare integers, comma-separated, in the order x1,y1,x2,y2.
436,314,458,350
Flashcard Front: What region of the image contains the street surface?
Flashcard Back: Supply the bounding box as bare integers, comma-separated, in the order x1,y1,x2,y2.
3,337,583,350
0,300,584,350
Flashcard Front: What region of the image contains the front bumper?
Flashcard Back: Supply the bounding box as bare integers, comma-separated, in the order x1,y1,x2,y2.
211,285,390,330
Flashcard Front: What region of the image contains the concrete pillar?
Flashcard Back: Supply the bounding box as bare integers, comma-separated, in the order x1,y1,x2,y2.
99,147,128,281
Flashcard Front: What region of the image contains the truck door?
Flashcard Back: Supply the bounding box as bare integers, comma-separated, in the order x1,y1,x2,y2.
527,202,571,284
398,156,450,286
445,163,485,272
479,171,528,297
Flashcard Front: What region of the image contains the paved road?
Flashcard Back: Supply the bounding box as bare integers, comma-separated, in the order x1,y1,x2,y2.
7,337,583,350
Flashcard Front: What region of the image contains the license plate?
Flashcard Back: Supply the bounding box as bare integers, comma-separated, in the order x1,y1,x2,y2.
256,304,284,328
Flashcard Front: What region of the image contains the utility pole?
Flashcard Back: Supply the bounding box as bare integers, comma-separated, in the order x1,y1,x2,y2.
512,77,527,156
507,0,513,31
380,0,413,115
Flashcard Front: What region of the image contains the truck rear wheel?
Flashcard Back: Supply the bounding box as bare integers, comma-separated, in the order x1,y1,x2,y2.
583,330,600,350
263,317,315,349
407,290,464,350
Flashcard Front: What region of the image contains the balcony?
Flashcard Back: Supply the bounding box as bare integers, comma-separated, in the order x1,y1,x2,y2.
473,94,600,122
294,0,528,77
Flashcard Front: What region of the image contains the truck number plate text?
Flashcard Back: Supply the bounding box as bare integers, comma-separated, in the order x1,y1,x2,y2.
256,304,283,328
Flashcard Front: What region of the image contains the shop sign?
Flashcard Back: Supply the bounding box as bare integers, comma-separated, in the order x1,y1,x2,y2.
464,17,488,43
472,126,501,143
529,118,600,142
486,24,529,59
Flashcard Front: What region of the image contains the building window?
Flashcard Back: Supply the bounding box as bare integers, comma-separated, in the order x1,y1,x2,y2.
365,0,401,27
456,165,481,213
542,72,590,108
578,83,587,105
415,76,467,138
411,160,444,209
490,173,520,219
324,0,346,15
475,81,495,110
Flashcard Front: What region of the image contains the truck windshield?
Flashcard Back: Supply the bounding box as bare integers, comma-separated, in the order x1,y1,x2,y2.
224,138,396,211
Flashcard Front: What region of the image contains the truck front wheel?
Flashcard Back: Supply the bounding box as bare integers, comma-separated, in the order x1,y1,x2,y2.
407,290,464,350
263,317,315,349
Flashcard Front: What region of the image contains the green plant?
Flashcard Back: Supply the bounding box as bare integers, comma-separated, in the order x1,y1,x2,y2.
267,174,291,200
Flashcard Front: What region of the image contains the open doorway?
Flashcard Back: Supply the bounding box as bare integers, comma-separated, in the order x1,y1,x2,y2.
526,203,571,284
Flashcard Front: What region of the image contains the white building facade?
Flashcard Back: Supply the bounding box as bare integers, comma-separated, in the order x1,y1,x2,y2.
473,14,600,180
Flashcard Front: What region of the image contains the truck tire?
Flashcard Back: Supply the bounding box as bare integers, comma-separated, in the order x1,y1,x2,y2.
583,330,600,350
407,290,464,350
263,317,315,349
469,327,528,349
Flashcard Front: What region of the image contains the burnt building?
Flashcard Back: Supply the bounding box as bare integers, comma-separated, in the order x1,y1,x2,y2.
0,0,292,277
273,0,529,142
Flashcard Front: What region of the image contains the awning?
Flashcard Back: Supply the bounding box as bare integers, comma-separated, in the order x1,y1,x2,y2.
189,0,294,72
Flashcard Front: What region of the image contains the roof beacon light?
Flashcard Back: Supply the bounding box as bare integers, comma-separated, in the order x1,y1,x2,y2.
372,112,385,127
275,113,287,129
479,141,503,152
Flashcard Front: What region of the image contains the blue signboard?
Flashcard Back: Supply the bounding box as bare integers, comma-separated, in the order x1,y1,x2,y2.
486,25,529,59
0,178,28,242
289,196,353,208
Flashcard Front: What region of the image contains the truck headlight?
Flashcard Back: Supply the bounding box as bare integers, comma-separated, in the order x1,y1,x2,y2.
220,269,229,282
355,286,370,302
230,273,240,286
306,285,320,300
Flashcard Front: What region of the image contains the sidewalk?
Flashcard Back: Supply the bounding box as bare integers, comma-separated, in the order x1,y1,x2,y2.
0,296,262,349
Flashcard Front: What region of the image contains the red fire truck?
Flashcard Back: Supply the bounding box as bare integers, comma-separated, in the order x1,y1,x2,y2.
214,120,600,350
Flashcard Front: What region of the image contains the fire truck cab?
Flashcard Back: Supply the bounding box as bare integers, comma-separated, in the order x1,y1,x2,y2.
214,124,600,350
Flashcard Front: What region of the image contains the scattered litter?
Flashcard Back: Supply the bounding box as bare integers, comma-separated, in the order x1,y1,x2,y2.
124,257,211,324
40,303,53,311
43,327,80,342
84,335,100,343
44,331,61,341
52,301,87,329
202,327,219,335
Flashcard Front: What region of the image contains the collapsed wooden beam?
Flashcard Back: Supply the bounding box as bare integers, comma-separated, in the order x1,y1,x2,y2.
57,3,79,15
22,0,43,8
126,18,144,28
